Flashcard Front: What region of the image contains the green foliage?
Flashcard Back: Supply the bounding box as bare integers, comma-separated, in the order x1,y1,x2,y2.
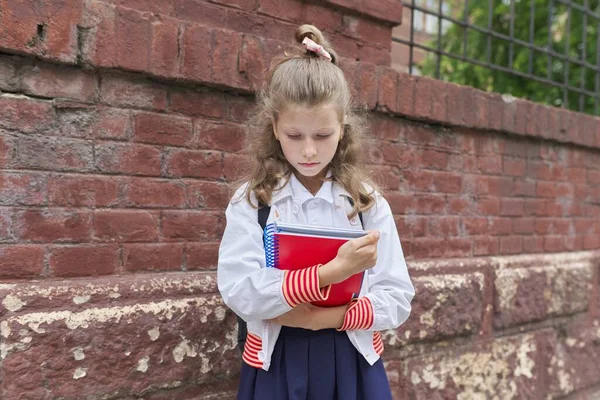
419,0,600,115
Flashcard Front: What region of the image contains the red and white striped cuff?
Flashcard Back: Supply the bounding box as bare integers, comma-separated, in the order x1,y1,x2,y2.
282,264,331,308
337,297,374,331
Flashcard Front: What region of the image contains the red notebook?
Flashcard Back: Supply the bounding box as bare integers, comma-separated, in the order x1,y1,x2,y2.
265,223,366,307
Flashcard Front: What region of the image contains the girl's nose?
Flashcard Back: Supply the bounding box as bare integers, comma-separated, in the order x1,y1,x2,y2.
302,141,317,158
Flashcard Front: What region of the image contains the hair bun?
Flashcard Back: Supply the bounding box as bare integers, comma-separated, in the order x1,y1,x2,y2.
294,24,338,64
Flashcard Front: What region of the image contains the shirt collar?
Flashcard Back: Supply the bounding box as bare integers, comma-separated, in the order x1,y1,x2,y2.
271,170,345,205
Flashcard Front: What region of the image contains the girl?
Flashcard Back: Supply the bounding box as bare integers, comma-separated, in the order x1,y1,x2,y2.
218,24,415,400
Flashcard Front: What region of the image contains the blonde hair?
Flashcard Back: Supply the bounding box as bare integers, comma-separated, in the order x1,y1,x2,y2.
238,24,379,218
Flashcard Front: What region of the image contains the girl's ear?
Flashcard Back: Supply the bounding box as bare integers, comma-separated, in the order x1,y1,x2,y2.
272,119,279,140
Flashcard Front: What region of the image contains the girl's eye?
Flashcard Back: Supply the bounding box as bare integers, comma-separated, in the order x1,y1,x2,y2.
287,135,302,140
316,134,331,139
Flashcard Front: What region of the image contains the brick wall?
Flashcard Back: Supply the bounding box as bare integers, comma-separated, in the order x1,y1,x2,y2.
0,0,599,399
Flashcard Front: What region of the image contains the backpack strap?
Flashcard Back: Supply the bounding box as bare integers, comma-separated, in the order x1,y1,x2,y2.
257,201,271,230
346,197,364,229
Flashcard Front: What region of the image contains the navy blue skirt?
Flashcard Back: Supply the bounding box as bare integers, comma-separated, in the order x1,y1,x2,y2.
237,327,392,400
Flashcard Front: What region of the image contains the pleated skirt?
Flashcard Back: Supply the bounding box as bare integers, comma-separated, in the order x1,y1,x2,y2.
237,326,393,400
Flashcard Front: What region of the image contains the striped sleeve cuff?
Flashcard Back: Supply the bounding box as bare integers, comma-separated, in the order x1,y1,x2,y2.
282,264,331,308
337,297,374,331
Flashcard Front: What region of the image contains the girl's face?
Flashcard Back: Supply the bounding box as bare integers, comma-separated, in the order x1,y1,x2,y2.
273,103,343,181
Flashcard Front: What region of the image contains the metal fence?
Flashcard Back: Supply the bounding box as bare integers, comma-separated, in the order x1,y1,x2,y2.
393,0,600,116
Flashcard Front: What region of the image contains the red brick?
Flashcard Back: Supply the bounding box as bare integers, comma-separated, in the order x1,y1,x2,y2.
81,0,118,67
114,7,152,72
376,67,398,114
566,167,587,184
123,243,183,272
360,62,379,110
413,194,445,215
544,236,565,252
477,198,501,215
100,73,167,110
448,196,478,215
411,237,471,258
386,192,415,215
536,181,557,198
162,211,224,241
0,245,44,278
195,120,246,152
524,198,546,216
303,3,342,32
223,153,250,181
400,170,433,192
522,236,544,253
170,89,225,118
362,0,403,24
0,208,11,240
499,236,523,254
90,107,131,140
21,63,97,102
125,178,187,208
0,0,82,63
0,173,48,206
225,95,252,122
14,210,91,243
477,154,502,174
186,242,220,270
513,180,536,197
395,72,415,116
0,135,12,168
95,143,162,176
503,157,526,177
0,96,55,133
429,217,460,237
394,216,427,237
583,235,600,249
93,210,159,242
134,112,193,146
49,244,119,277
257,0,302,21
150,17,180,78
419,149,448,170
381,143,415,167
413,76,435,120
185,180,231,209
512,218,534,234
166,149,223,179
48,176,119,207
462,217,488,235
0,54,20,92
210,0,257,11
473,236,498,256
501,198,524,216
106,0,176,14
14,136,94,172
474,176,513,197
432,172,462,194
180,23,212,83
489,217,512,235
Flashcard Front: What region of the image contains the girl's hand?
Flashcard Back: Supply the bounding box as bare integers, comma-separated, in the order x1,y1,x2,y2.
271,303,317,330
329,230,380,282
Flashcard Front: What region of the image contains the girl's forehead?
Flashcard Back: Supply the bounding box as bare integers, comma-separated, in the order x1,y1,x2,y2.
277,103,341,126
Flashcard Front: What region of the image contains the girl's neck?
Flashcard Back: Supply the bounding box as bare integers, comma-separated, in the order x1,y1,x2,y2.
294,170,327,196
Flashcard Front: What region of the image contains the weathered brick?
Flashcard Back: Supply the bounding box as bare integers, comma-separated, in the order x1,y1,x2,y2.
186,242,220,270
494,264,593,328
0,96,55,133
14,210,91,243
432,172,462,194
134,112,193,147
115,7,152,72
195,120,246,152
428,216,460,237
100,73,167,110
13,135,94,172
0,172,48,206
386,273,483,345
95,142,162,176
49,244,120,277
21,64,97,102
376,67,398,114
161,211,224,241
124,178,187,208
0,54,22,92
123,243,183,271
170,89,225,118
0,245,44,278
93,210,159,242
48,175,120,208
402,333,545,399
184,180,231,209
180,23,212,83
80,0,118,67
166,149,223,179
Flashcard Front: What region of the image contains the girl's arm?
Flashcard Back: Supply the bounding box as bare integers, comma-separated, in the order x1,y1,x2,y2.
218,186,331,322
338,194,415,332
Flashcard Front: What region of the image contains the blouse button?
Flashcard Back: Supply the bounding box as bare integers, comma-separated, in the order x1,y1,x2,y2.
292,204,300,214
